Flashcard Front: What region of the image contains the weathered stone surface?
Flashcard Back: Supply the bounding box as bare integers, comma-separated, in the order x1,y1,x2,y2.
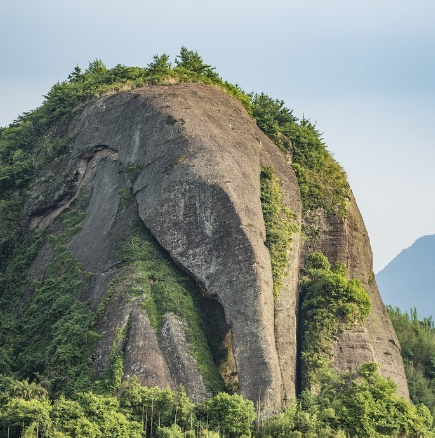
331,326,375,371
67,153,128,273
29,241,53,281
123,305,174,390
301,193,409,398
23,82,409,410
69,84,299,412
160,313,211,403
260,136,302,403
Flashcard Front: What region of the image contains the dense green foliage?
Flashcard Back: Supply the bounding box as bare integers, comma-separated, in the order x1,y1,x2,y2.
0,375,143,438
1,365,431,438
260,166,298,299
0,209,99,397
0,376,255,438
388,306,435,421
200,392,256,437
119,377,196,436
300,252,371,387
0,230,47,374
262,364,432,438
251,95,350,216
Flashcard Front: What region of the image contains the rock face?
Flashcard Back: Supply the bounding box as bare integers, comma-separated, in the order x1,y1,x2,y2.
22,83,408,411
303,196,409,398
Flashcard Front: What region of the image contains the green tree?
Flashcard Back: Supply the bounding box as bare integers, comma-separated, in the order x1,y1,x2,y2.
87,59,107,77
250,93,350,216
300,252,371,387
120,377,194,435
388,306,435,421
145,54,173,79
251,93,297,138
0,378,52,438
204,392,255,437
75,391,143,438
175,47,220,81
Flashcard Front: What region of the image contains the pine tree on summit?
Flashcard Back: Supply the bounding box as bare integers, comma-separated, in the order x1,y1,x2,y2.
175,46,220,80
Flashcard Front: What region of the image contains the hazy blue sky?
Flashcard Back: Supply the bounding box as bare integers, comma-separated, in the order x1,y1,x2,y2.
1,0,434,272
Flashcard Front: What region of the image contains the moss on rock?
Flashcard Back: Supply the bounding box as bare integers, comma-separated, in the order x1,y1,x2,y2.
300,252,371,388
260,166,298,299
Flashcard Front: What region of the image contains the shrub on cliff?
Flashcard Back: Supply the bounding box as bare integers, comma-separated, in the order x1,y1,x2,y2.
260,166,298,299
251,94,350,217
300,252,371,387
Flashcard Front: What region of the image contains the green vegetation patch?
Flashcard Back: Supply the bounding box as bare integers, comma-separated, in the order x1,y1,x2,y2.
388,306,435,422
18,209,98,397
1,364,432,438
126,165,144,183
300,252,371,388
95,322,131,395
251,94,350,217
118,187,134,211
0,376,143,438
261,363,433,438
118,224,225,394
0,123,76,258
260,166,298,299
198,392,256,437
120,377,195,436
48,209,87,253
0,229,47,375
0,208,99,397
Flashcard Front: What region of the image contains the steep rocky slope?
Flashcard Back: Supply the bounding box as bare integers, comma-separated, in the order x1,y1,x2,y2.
1,83,408,412
303,196,409,398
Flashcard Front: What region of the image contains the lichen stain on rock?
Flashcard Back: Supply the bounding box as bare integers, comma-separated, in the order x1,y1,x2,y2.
195,184,215,238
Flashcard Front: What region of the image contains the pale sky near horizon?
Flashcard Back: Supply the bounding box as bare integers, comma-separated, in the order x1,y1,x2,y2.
1,0,434,272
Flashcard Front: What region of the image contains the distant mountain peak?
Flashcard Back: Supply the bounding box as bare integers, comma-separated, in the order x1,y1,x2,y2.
377,233,435,318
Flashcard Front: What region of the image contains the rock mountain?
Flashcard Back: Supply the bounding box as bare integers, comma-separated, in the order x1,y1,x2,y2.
1,83,408,413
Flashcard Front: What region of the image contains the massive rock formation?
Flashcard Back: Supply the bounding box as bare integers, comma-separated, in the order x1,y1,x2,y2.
303,197,409,398
20,83,408,412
